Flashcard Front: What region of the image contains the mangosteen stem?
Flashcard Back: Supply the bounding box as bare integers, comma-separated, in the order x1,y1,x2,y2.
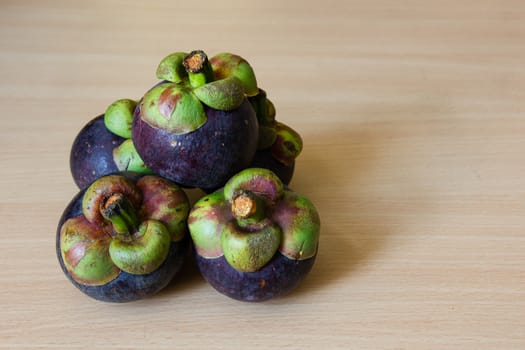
100,193,140,241
231,192,267,227
183,50,215,89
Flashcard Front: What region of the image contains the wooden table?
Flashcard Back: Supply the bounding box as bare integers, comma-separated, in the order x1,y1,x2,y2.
1,1,524,349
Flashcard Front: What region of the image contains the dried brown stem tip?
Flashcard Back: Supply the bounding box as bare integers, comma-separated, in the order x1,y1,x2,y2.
101,193,125,214
232,194,257,219
183,50,208,73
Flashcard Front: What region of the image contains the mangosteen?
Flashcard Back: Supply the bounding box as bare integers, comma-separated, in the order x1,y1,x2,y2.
56,173,190,302
188,168,320,302
248,90,303,185
132,50,259,191
70,99,152,189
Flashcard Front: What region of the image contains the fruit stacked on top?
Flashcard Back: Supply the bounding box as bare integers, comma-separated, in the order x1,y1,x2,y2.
71,50,302,191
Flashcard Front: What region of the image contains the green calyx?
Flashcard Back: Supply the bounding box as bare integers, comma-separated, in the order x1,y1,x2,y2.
61,175,189,284
271,122,303,166
249,90,277,149
139,82,207,134
109,220,171,275
248,89,303,164
210,52,259,96
60,216,120,286
224,168,284,204
274,191,320,260
141,50,258,134
222,191,280,272
156,52,187,83
135,175,190,242
221,221,281,272
192,76,245,111
103,99,153,175
104,98,137,138
249,89,274,127
188,168,320,272
100,193,171,275
187,191,229,258
113,139,153,174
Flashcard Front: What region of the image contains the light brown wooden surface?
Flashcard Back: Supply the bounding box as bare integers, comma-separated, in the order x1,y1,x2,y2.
1,1,524,349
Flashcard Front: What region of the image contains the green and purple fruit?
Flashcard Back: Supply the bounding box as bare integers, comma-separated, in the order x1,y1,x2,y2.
132,50,259,191
70,99,151,189
188,168,320,301
56,174,189,302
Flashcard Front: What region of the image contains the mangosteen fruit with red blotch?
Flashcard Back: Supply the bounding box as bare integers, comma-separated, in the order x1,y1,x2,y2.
56,173,190,302
132,50,260,191
188,168,320,302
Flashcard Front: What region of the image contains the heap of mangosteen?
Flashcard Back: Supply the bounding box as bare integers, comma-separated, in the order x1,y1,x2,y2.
58,50,319,302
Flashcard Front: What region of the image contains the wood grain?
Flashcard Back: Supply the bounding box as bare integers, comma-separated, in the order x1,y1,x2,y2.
0,1,524,349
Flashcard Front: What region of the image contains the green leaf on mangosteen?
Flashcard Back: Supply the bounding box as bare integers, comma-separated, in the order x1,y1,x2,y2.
274,191,320,260
271,122,303,166
223,168,284,204
60,216,120,286
104,98,137,139
210,52,259,97
140,83,207,134
248,89,274,127
193,76,245,111
109,220,171,275
156,52,188,83
113,139,154,174
136,176,190,242
221,221,281,272
187,191,229,258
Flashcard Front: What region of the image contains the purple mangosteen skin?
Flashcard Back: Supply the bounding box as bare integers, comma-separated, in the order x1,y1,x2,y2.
188,168,320,302
70,115,124,189
195,251,316,302
249,148,295,185
56,174,189,303
132,99,258,191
